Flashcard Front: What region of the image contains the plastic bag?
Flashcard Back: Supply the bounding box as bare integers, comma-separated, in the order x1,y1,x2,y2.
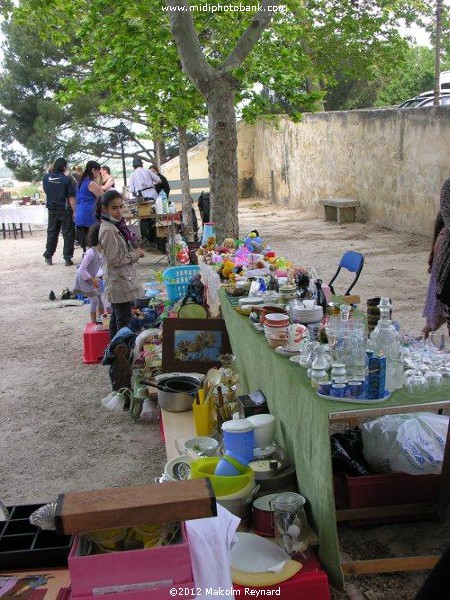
331,427,372,476
361,412,449,475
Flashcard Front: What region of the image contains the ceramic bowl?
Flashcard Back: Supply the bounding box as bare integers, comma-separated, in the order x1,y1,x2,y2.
184,436,219,457
264,313,290,327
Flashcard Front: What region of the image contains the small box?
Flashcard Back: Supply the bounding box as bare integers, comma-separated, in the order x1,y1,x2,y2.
69,524,193,599
83,322,110,364
334,471,441,525
237,390,269,419
156,225,168,238
0,504,72,569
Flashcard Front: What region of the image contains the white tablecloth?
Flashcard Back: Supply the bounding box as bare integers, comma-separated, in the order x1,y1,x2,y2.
0,205,48,225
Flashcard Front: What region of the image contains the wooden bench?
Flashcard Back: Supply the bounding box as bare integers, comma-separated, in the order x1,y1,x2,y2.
319,198,360,224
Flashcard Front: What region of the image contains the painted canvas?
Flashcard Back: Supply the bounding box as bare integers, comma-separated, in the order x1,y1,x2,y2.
162,318,232,374
174,329,222,361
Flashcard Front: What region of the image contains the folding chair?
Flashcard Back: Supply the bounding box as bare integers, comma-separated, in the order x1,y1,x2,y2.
328,251,364,296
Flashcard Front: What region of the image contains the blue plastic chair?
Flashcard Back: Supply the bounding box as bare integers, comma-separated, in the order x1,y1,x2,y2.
328,251,364,296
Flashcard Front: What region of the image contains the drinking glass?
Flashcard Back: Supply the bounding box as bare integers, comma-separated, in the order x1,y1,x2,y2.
406,371,428,396
428,332,446,368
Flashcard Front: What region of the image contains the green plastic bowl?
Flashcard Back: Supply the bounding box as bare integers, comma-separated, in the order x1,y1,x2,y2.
190,457,254,496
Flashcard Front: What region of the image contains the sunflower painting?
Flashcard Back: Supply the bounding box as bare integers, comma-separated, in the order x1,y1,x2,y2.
174,329,222,361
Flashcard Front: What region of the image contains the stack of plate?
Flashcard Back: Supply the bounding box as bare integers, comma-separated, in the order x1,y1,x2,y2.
292,305,323,324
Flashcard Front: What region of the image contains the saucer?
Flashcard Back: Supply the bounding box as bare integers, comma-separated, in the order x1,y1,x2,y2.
288,355,302,364
253,445,277,459
275,346,300,356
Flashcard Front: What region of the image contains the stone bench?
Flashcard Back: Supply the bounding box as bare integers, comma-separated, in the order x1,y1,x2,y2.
319,198,360,225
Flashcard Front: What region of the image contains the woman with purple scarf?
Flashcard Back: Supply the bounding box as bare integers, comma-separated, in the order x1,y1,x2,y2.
434,178,450,333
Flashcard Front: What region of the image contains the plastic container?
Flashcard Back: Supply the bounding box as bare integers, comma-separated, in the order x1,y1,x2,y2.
334,471,441,526
0,504,72,569
82,322,110,364
189,457,254,497
162,265,200,302
201,222,216,245
69,524,192,599
222,419,255,463
233,550,330,600
214,451,249,476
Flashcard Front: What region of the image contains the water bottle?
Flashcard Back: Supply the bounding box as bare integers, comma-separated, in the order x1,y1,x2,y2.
160,190,168,214
155,193,163,214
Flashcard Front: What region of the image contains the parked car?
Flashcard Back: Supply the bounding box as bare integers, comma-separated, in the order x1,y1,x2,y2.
398,94,450,108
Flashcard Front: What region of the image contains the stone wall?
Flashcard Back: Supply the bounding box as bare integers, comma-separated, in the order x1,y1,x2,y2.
252,108,450,235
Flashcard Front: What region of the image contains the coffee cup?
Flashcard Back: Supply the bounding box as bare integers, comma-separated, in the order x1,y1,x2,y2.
287,324,309,351
247,414,276,449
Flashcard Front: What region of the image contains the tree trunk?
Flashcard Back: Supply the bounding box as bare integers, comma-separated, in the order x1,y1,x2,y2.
206,78,239,243
178,125,194,242
154,138,167,168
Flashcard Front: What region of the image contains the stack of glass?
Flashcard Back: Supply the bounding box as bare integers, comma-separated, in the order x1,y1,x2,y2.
325,313,367,381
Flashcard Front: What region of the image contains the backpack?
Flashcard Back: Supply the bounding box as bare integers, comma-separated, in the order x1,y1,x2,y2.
177,274,207,318
198,191,211,224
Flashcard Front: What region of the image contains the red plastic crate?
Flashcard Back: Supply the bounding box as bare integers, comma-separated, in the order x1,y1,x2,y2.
233,551,330,600
334,471,441,525
82,323,110,364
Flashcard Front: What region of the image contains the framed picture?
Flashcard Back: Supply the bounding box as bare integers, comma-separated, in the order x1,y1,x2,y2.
162,318,232,374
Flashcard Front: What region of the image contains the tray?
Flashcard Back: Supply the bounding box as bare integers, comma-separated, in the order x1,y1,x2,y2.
316,390,390,404
0,504,73,569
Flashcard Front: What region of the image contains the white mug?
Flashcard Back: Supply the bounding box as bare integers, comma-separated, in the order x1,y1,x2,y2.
247,414,276,449
287,324,309,351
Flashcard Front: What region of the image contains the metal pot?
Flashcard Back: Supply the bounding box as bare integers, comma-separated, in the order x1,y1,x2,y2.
142,375,202,413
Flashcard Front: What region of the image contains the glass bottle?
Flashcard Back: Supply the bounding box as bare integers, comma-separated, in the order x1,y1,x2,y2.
314,279,328,313
369,299,403,391
272,492,308,555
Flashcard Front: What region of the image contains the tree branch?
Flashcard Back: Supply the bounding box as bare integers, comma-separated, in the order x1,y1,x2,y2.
220,0,279,73
165,0,215,93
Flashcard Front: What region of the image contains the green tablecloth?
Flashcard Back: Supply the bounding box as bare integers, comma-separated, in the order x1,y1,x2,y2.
219,288,450,588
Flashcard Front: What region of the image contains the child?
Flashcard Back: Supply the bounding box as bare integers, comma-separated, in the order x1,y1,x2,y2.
73,223,105,323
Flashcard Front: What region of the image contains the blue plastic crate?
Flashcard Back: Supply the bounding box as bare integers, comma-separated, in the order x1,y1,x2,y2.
162,265,200,302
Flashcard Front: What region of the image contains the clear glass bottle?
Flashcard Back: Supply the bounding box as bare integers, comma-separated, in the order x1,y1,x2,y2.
369,299,403,391
272,492,308,555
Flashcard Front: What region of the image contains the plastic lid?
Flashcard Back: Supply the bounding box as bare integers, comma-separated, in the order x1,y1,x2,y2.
222,418,254,433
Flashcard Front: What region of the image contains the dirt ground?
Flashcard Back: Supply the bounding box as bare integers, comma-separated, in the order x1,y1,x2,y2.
0,198,447,599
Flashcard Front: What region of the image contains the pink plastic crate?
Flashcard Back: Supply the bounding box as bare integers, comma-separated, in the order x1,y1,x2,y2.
69,582,196,600
69,525,192,599
82,322,110,364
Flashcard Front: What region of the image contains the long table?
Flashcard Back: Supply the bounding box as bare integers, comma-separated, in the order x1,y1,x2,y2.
219,288,450,589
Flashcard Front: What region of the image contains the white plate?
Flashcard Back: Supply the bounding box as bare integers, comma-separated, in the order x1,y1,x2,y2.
239,296,264,305
231,532,290,573
274,346,300,356
253,444,277,458
289,355,302,364
316,390,391,404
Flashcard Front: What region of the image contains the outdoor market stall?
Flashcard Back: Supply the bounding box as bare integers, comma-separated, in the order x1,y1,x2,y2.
218,287,450,589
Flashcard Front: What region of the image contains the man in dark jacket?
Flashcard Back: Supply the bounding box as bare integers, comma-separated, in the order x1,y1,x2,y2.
42,157,76,266
149,164,170,196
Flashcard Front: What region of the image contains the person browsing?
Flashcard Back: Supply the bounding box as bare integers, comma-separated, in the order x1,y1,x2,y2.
129,157,161,245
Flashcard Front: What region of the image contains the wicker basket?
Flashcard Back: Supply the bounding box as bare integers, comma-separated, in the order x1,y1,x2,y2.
137,202,151,217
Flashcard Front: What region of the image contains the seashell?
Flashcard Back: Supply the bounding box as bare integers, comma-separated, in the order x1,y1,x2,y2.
29,502,57,530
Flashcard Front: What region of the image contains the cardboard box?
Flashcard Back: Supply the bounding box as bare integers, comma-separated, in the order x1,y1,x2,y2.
69,525,193,598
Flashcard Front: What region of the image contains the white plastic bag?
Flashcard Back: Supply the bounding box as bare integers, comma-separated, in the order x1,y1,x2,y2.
361,412,449,475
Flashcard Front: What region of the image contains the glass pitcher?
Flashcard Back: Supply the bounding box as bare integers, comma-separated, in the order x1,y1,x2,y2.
272,492,308,555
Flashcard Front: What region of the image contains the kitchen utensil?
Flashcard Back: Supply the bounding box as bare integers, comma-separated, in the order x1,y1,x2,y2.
247,414,276,449
230,532,290,573
141,375,201,412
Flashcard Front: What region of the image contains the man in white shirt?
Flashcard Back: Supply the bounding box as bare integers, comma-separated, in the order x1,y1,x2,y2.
129,157,161,200
129,157,162,246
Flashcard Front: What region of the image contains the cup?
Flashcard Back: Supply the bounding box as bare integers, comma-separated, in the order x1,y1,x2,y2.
287,324,309,351
330,383,346,398
193,399,214,436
